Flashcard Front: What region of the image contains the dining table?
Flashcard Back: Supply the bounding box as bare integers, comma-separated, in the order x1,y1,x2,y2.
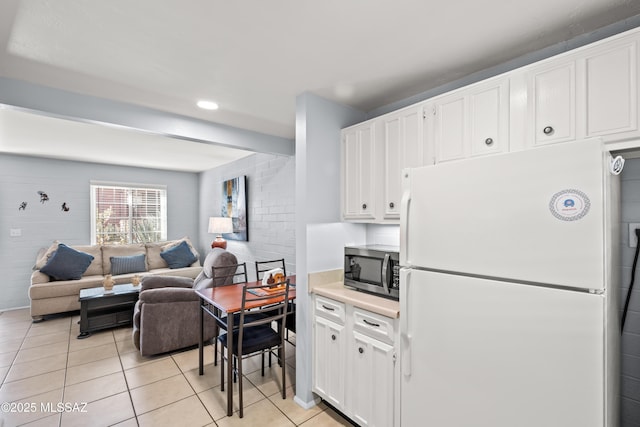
196,275,296,416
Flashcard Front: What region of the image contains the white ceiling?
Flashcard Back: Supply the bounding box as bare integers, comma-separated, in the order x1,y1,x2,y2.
1,0,640,171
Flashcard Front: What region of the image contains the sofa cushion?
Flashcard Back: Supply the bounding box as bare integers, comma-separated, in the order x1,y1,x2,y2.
29,275,105,300
70,244,103,276
160,241,198,269
35,242,103,277
102,244,146,274
34,241,59,270
40,244,95,281
111,254,147,275
145,241,171,270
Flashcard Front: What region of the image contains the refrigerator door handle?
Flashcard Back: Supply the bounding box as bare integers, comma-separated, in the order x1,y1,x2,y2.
400,268,412,377
400,185,411,267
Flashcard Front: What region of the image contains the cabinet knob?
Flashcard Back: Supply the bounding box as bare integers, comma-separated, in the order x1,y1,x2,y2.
484,138,493,146
362,203,367,210
331,334,336,341
543,126,554,135
389,202,395,209
358,347,364,354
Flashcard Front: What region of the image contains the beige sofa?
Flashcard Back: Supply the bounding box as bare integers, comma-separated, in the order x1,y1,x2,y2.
29,239,202,322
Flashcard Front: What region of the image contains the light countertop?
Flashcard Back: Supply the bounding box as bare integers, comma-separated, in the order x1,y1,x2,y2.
311,281,400,319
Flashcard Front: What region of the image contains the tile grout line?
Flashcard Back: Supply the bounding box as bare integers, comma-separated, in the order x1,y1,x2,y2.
115,329,141,427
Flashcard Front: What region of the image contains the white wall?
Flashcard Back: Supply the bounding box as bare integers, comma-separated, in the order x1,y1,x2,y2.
0,153,199,311
198,153,296,281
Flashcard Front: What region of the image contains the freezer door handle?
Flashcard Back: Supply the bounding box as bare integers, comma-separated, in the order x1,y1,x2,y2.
400,268,412,377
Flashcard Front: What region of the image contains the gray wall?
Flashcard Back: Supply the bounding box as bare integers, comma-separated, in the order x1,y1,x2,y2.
0,153,199,311
295,92,369,407
198,153,296,282
620,158,640,426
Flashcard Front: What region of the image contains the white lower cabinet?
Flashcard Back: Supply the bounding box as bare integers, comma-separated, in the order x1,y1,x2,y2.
312,295,399,427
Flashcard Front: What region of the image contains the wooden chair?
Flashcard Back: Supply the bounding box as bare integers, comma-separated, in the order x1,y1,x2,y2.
255,259,295,341
218,279,290,418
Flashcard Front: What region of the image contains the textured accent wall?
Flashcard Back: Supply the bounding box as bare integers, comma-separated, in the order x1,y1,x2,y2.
199,153,295,282
0,153,200,311
620,158,640,427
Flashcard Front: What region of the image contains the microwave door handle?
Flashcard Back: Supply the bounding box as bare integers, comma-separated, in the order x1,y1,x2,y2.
382,254,391,294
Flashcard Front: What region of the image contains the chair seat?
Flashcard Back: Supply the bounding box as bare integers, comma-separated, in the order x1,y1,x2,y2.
219,324,281,356
222,312,268,329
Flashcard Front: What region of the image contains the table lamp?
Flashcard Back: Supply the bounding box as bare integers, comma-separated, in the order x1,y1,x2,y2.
208,217,233,249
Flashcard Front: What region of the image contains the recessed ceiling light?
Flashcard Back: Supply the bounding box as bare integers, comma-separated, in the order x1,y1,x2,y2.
197,100,219,110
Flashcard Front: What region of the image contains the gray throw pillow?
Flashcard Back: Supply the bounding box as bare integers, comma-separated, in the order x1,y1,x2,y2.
40,243,95,281
110,254,146,275
160,240,197,269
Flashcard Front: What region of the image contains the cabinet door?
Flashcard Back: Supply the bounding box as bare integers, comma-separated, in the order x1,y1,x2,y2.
528,62,576,145
434,94,466,162
313,316,346,410
469,80,509,156
350,330,395,427
342,123,376,220
382,106,424,220
585,39,638,138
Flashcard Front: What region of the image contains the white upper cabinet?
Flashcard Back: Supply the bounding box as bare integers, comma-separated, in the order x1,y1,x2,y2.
521,29,640,149
470,80,510,156
584,36,639,142
342,121,376,221
341,27,640,223
433,93,466,162
382,105,424,220
433,77,509,162
526,61,577,146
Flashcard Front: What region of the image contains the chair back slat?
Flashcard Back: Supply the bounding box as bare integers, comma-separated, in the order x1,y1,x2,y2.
212,262,248,287
237,279,290,348
255,258,286,281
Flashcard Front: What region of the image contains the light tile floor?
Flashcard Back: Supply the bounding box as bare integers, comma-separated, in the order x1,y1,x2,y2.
0,309,354,427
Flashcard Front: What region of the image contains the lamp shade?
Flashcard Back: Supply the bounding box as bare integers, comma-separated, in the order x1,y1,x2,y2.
208,217,233,234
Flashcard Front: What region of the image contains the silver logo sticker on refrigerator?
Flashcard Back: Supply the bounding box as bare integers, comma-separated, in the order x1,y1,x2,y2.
549,189,590,221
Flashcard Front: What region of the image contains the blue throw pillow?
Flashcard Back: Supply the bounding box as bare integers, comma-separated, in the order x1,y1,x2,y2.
160,240,197,269
40,243,95,281
110,254,146,275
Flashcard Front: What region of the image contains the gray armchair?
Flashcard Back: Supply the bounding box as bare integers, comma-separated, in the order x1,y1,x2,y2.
132,249,239,356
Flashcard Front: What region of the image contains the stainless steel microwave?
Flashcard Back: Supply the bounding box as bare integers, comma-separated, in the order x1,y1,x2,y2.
344,245,400,300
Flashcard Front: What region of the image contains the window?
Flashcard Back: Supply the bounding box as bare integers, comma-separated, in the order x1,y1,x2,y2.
90,182,167,245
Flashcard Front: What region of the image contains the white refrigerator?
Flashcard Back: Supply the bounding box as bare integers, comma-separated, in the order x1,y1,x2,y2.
399,138,620,427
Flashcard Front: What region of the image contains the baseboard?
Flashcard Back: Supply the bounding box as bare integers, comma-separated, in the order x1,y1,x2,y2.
293,394,321,410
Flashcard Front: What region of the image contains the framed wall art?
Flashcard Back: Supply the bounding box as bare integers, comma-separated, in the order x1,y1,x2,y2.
221,175,248,241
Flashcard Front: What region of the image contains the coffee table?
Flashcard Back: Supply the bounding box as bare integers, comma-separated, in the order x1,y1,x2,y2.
78,283,140,339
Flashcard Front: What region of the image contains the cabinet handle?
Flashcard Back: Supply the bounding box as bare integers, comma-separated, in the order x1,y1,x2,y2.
321,304,335,312
484,138,493,146
363,319,381,328
358,347,364,354
543,126,554,135
331,334,336,341
389,202,395,209
362,203,367,210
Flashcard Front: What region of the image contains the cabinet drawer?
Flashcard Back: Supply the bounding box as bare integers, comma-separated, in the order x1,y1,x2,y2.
315,296,346,325
353,308,395,346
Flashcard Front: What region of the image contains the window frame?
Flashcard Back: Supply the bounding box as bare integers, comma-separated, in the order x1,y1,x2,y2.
90,181,167,245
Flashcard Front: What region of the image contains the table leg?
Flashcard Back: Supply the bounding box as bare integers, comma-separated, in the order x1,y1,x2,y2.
227,312,234,416
198,298,204,376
